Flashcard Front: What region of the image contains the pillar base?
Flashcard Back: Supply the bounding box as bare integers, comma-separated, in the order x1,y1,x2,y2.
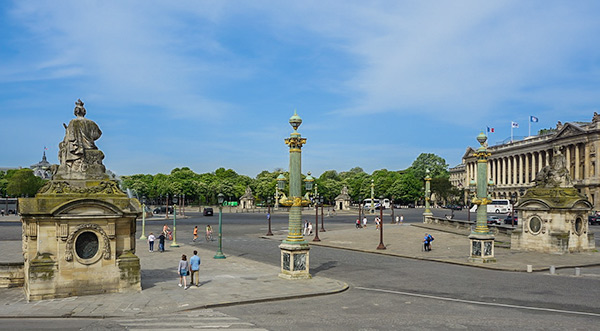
279,243,311,279
468,233,496,263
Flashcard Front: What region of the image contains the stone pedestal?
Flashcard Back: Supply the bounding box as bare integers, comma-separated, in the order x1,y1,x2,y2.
511,187,595,253
468,234,496,263
279,243,310,280
19,180,142,301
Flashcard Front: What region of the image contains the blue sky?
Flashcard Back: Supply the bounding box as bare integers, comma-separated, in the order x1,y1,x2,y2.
1,1,600,177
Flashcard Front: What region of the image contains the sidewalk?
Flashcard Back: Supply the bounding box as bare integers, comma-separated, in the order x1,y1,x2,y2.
266,222,600,272
0,240,347,318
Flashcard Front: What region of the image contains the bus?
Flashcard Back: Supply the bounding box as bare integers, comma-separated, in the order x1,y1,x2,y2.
470,199,512,214
363,198,391,209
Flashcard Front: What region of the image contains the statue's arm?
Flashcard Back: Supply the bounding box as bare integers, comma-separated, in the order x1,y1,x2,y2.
63,123,68,130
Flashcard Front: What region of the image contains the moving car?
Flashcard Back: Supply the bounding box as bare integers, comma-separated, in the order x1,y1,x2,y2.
152,206,173,214
203,207,214,216
486,215,502,225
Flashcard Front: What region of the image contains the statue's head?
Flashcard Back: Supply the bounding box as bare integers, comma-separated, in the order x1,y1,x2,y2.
74,99,87,117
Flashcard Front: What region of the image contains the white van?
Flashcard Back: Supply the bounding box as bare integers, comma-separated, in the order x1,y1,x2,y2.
470,199,512,214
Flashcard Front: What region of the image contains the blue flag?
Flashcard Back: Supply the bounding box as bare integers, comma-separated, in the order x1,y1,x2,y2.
530,116,538,123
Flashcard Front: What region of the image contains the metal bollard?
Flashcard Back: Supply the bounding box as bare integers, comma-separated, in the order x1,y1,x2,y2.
575,268,581,276
549,265,555,275
527,265,533,273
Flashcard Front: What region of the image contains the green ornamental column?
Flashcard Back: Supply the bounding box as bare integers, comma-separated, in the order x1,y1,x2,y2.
423,170,433,222
468,132,496,263
279,110,311,279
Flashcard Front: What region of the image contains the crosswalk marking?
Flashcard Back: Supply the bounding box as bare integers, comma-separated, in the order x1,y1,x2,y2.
111,309,267,330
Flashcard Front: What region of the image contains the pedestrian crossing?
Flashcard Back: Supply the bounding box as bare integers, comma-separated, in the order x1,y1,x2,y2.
111,309,267,330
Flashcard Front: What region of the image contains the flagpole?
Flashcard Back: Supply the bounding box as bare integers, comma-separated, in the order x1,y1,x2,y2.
511,123,513,143
529,117,531,137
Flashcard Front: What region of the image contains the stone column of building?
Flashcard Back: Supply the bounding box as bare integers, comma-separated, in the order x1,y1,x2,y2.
532,152,537,182
538,150,544,176
545,149,550,167
525,153,530,184
519,154,524,184
565,145,571,176
512,155,518,185
500,158,505,185
575,143,580,180
585,143,590,179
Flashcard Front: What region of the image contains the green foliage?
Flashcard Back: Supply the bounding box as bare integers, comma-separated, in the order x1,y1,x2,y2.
387,169,422,204
410,153,449,180
119,152,453,207
6,169,45,197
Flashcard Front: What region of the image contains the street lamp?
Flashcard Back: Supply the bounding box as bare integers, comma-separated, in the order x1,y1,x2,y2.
370,179,375,214
377,195,386,250
266,197,273,236
358,196,363,227
423,170,433,221
313,195,322,242
214,193,226,259
276,173,285,210
468,132,496,263
279,110,310,279
164,194,169,220
139,196,147,240
170,195,179,247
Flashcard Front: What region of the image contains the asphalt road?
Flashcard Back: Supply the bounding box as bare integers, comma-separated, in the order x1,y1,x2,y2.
2,209,600,330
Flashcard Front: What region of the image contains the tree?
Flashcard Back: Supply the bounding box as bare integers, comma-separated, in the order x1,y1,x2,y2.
388,169,422,204
6,169,45,197
410,153,449,180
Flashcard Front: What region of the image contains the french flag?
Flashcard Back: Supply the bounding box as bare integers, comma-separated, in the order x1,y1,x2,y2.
487,127,495,133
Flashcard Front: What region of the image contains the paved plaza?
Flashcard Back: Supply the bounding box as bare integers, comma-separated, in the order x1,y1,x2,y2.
1,210,599,320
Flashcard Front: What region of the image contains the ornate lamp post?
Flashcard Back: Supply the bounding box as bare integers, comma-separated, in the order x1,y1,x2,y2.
276,173,285,210
468,132,496,263
377,195,386,250
304,172,314,204
214,193,226,259
313,195,322,242
358,196,363,227
423,170,433,221
164,194,169,220
279,111,310,279
266,197,274,236
139,196,147,240
370,179,375,214
170,195,179,247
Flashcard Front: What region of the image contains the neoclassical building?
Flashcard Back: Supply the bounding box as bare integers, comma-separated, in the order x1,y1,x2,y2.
457,113,600,210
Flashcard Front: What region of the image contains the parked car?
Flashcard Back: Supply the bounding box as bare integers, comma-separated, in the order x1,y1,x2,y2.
486,215,502,225
445,205,463,210
589,212,600,225
152,206,173,214
203,207,214,216
504,215,519,225
407,203,415,208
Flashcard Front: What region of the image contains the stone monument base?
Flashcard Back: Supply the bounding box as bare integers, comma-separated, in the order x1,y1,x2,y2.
279,243,311,279
468,233,496,263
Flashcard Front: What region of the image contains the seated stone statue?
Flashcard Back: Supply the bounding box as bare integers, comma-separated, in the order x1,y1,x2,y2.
55,99,107,180
533,147,572,188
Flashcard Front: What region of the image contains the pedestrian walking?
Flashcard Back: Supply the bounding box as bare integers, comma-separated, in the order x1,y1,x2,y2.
178,254,190,289
147,232,155,252
1,209,4,217
190,250,201,287
307,222,313,235
362,216,367,228
158,232,166,252
400,215,404,225
193,226,198,242
395,215,399,224
303,220,309,236
356,218,361,229
375,217,380,230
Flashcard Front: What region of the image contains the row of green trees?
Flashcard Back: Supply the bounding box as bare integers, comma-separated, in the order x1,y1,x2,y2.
0,169,46,197
121,153,462,206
